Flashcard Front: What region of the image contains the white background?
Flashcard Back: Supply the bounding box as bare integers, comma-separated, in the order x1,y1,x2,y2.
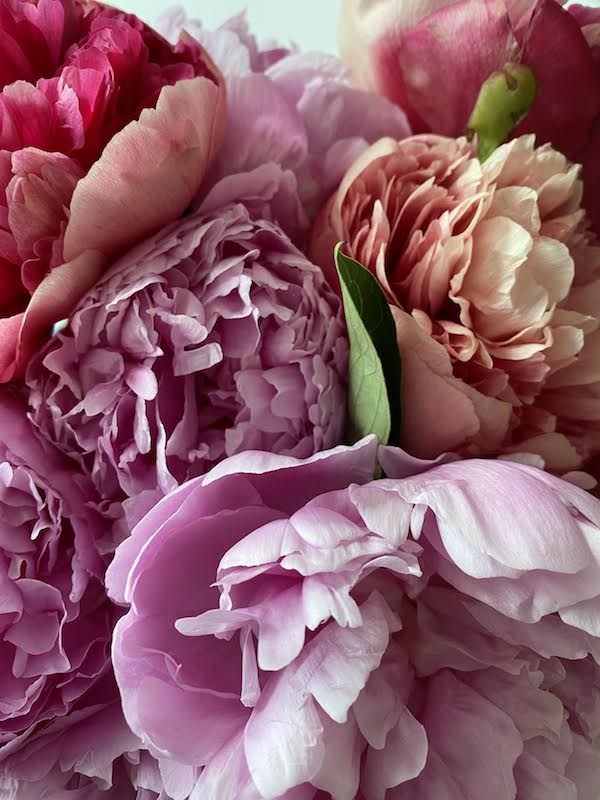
118,0,600,54
119,1,342,53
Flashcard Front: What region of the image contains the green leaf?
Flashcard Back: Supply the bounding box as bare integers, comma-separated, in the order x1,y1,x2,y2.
467,64,537,162
335,244,402,446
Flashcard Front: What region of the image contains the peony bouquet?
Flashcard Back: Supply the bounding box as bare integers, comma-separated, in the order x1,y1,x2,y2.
1,0,600,797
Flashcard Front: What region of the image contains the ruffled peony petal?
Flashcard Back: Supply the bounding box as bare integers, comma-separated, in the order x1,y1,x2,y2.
0,391,112,751
29,197,348,533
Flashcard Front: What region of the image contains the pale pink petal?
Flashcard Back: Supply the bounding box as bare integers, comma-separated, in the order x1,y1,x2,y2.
63,76,225,261
16,250,105,377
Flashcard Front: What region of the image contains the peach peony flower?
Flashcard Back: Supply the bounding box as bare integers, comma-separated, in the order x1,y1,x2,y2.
311,134,600,474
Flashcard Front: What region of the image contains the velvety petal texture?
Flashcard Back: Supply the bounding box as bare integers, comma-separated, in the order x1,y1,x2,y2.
158,8,411,228
103,439,600,798
0,0,225,381
311,133,600,474
27,183,348,534
0,389,113,752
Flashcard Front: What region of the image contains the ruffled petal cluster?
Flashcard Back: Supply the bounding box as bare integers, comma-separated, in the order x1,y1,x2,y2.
27,191,348,531
104,438,600,799
0,390,112,750
312,133,600,475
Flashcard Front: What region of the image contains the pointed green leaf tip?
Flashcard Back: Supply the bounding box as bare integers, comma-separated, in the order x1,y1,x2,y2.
467,64,537,162
335,244,402,446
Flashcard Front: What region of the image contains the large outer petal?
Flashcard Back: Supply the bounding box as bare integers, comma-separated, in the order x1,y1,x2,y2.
63,75,225,261
243,592,394,798
107,438,378,605
338,0,454,130
339,0,516,134
393,308,512,458
15,250,105,377
382,458,600,627
398,0,517,135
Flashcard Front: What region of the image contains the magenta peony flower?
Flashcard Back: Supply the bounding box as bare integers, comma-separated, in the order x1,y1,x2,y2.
0,0,225,381
311,133,600,476
158,7,411,227
107,439,600,799
338,0,600,234
27,190,348,531
0,389,113,751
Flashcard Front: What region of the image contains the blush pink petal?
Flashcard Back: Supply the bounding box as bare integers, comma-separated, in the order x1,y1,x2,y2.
15,249,105,378
63,75,225,262
393,307,512,458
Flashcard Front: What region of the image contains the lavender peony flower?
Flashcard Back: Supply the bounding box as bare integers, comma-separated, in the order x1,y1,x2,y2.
158,8,411,225
0,390,113,753
107,438,600,799
26,194,347,531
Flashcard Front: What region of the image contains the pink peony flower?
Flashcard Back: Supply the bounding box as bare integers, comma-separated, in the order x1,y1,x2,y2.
158,8,411,228
338,0,600,234
311,133,600,474
0,389,113,751
106,438,600,798
26,186,348,533
0,0,225,382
